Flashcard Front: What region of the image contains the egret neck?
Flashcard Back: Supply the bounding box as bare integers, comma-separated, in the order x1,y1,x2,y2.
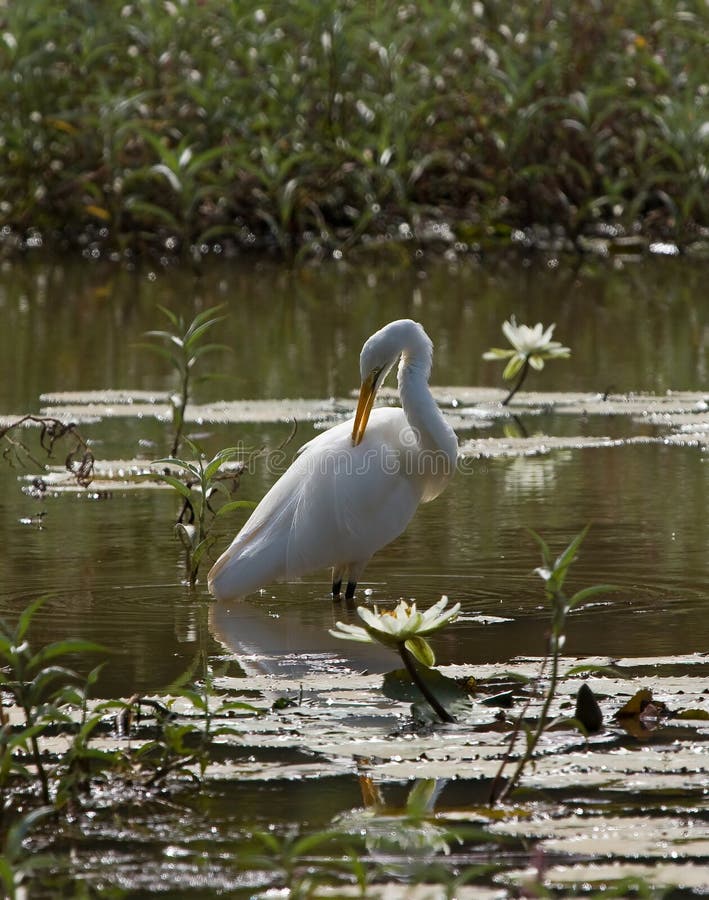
397,334,458,502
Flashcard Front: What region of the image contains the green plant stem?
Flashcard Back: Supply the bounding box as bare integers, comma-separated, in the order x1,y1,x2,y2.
398,645,455,724
170,380,189,457
14,654,51,805
491,624,563,805
29,731,50,806
20,686,50,805
502,357,530,406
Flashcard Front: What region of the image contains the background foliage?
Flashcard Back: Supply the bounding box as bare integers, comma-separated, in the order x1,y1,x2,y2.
0,0,707,256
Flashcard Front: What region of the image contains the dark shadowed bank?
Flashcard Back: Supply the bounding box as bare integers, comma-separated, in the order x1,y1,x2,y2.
0,0,707,262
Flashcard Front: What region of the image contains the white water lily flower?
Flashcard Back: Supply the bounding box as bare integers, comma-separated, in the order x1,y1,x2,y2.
330,596,460,666
483,315,570,380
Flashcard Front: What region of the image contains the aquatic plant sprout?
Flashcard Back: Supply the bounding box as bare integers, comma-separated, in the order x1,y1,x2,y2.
483,316,571,405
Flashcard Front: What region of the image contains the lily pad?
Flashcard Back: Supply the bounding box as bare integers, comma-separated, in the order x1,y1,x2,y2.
382,666,475,721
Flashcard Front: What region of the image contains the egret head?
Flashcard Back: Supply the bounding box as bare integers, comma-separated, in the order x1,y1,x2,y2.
352,319,430,446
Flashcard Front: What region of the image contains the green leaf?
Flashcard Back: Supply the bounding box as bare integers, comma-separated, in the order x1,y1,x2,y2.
132,341,181,367
188,342,232,363
502,353,525,380
184,144,230,175
483,347,516,360
86,663,105,687
215,499,258,517
152,472,193,499
405,636,436,667
567,583,617,610
675,708,709,721
156,304,181,329
183,317,226,352
290,829,346,857
405,779,439,817
552,524,591,584
253,831,281,853
178,688,208,712
17,595,50,641
216,700,261,715
4,807,54,861
526,528,552,569
184,304,227,336
203,447,242,481
124,198,180,228
190,537,213,569
28,665,81,697
566,663,622,678
0,633,13,658
6,723,47,749
547,713,590,735
382,667,469,718
180,438,203,460
0,859,15,894
135,128,179,169
143,329,181,343
31,639,106,667
154,456,200,476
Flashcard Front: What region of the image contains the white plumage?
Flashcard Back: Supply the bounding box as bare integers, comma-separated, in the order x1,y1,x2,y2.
208,319,458,601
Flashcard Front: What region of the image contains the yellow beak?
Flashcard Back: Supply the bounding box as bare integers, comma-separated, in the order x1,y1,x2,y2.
352,371,378,446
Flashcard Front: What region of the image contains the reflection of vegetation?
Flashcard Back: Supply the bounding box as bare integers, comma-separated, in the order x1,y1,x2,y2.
350,778,453,869
1,2,706,258
239,778,501,896
239,828,369,898
490,526,614,804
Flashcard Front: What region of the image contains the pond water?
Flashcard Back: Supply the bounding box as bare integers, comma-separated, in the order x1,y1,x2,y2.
1,252,709,894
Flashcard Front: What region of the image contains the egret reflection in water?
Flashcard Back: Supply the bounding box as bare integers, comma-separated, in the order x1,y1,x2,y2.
209,595,396,677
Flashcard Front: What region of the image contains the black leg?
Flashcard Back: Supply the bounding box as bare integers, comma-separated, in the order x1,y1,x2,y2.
332,579,342,600
345,581,357,600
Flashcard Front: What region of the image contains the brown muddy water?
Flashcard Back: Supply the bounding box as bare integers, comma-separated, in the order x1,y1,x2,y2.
1,253,709,896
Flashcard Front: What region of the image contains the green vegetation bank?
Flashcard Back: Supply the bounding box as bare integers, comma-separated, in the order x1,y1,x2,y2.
1,0,707,260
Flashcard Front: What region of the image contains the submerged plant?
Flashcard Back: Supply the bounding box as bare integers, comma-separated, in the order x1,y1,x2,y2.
483,316,570,405
490,526,613,804
139,305,229,456
331,596,460,723
152,440,256,586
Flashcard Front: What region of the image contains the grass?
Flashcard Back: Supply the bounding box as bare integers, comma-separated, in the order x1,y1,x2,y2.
0,0,706,260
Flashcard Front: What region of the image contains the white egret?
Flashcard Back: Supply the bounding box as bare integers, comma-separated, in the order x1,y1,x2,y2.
208,319,458,602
